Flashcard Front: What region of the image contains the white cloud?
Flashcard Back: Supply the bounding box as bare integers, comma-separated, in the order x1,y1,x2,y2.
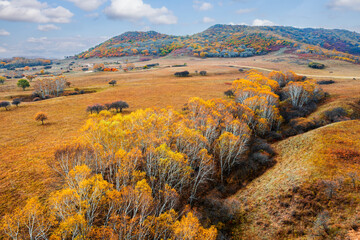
203,16,215,23
252,19,275,26
37,24,60,31
27,36,49,43
193,1,213,11
65,0,106,11
236,8,254,14
0,29,10,36
329,0,360,11
105,0,177,24
0,47,6,53
0,0,73,23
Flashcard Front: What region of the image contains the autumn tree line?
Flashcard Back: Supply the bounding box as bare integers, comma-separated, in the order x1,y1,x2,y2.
0,69,324,239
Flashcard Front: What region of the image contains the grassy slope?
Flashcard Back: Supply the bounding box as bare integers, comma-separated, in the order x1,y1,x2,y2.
229,120,360,239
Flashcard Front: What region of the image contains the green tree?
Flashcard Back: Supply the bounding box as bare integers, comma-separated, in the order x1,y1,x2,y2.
17,79,30,91
0,76,5,85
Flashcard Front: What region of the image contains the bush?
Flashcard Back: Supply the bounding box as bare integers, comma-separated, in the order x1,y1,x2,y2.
174,71,189,77
109,80,117,86
224,90,234,98
308,62,325,69
324,107,348,122
34,112,48,125
200,71,207,76
12,98,22,107
0,76,5,84
0,101,10,110
317,80,335,85
289,117,317,133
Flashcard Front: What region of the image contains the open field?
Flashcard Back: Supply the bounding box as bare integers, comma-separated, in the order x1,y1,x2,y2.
0,53,360,227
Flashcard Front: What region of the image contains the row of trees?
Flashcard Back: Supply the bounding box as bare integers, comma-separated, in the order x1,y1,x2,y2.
87,101,129,114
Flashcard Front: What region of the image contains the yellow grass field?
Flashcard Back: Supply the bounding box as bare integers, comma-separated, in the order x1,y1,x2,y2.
0,54,359,217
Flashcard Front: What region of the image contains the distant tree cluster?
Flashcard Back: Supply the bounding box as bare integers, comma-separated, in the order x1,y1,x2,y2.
308,62,325,69
33,76,67,98
174,71,189,77
87,101,129,114
0,57,51,69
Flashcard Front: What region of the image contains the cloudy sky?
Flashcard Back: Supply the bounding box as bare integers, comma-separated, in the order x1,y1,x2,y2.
0,0,360,58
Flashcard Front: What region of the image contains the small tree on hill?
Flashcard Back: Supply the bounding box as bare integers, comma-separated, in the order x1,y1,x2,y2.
35,112,48,125
109,101,129,113
17,79,30,91
0,76,5,84
0,101,10,110
12,98,22,107
200,71,207,76
109,80,117,86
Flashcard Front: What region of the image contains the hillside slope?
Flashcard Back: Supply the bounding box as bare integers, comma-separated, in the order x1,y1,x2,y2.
229,120,360,239
76,25,360,63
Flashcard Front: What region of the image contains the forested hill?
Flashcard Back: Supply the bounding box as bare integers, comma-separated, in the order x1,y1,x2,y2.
76,24,360,63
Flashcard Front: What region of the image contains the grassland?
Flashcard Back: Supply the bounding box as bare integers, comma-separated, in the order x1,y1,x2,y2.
0,53,360,235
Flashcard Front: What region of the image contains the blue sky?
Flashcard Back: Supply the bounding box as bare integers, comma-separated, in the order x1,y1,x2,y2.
0,0,360,58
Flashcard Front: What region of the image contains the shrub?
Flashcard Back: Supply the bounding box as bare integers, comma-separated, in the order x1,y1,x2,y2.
317,80,335,85
200,71,207,76
109,80,117,86
0,101,10,110
12,98,22,107
109,101,129,113
324,107,348,122
17,79,30,91
87,104,105,114
224,90,234,98
289,117,317,132
0,76,5,84
174,71,189,77
35,112,48,125
308,62,325,69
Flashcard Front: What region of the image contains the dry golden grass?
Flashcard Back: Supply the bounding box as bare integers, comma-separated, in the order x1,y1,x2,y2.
228,120,360,239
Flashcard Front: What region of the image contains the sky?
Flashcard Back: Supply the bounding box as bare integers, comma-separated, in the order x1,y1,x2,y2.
0,0,360,59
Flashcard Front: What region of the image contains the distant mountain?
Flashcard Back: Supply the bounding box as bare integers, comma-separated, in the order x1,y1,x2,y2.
76,25,360,63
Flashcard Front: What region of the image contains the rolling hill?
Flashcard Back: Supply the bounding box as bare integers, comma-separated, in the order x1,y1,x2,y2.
229,120,360,239
76,24,360,63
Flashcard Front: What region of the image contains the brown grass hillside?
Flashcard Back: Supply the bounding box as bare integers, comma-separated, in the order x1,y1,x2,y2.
229,120,360,239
